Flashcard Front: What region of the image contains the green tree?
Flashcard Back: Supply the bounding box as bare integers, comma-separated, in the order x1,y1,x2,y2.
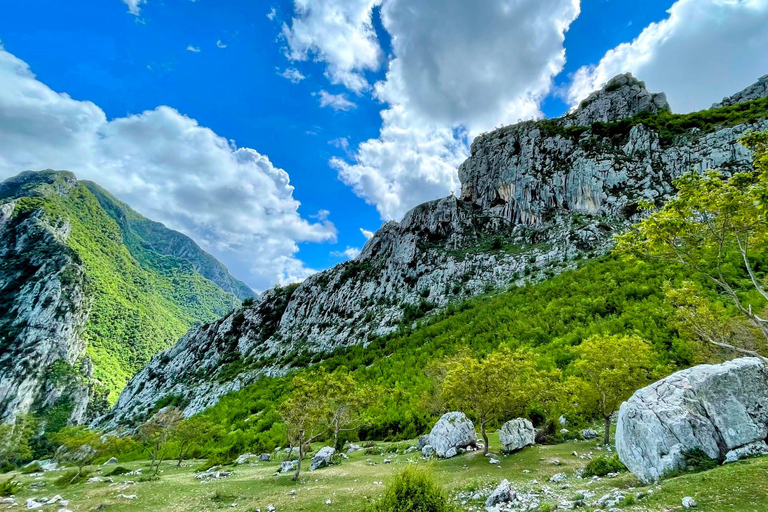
280,372,330,481
323,370,373,451
573,334,655,444
440,349,556,454
171,415,215,467
50,426,102,481
0,415,36,469
137,407,182,476
617,131,768,360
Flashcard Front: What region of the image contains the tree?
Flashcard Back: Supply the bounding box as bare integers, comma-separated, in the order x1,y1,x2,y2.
138,407,182,476
280,372,330,481
440,349,557,454
323,370,372,451
0,415,36,469
171,415,215,467
616,131,768,360
573,334,655,444
50,426,102,481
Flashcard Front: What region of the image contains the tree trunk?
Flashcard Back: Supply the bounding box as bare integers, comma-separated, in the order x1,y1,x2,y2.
481,422,489,455
334,424,340,452
292,440,303,481
604,415,611,445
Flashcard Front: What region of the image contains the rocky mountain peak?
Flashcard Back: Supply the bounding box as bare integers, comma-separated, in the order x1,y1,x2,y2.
564,73,670,127
713,74,768,108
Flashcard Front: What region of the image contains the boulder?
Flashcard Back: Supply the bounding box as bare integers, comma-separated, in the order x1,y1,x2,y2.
499,418,535,453
581,429,599,440
280,461,295,473
259,453,271,462
310,447,335,471
485,479,515,508
616,357,768,484
428,412,477,458
102,457,118,465
347,443,361,453
417,435,430,450
421,445,435,458
235,453,258,464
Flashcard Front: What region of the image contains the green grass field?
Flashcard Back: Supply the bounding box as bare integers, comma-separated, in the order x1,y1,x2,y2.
5,434,768,512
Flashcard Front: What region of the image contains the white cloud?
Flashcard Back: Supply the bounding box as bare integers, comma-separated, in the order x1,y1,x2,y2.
187,45,201,53
0,45,336,291
328,137,349,151
331,246,361,259
216,40,228,49
567,0,768,113
267,7,277,21
360,228,374,240
278,67,306,83
122,0,145,16
318,90,356,111
315,0,579,220
282,0,383,92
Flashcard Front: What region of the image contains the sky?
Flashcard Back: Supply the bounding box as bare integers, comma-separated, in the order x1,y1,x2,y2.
0,0,767,292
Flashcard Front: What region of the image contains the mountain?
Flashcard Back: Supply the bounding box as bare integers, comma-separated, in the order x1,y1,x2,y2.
101,73,768,428
0,170,254,426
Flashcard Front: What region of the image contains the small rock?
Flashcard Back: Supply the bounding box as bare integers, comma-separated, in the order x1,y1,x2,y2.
489,458,500,465
280,461,295,473
116,494,137,500
325,499,332,505
582,429,599,440
682,496,698,508
103,457,118,465
383,459,392,464
549,473,567,483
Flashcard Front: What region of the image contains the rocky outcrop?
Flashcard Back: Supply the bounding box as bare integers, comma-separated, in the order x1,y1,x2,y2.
428,412,477,458
564,73,669,127
713,74,768,108
499,418,535,453
309,446,335,471
615,357,768,484
102,74,768,428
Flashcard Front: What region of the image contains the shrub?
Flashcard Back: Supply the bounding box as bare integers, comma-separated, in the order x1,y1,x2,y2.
106,466,131,476
196,452,233,472
0,478,21,497
19,462,42,474
364,467,456,512
583,455,626,477
683,448,719,472
55,469,93,486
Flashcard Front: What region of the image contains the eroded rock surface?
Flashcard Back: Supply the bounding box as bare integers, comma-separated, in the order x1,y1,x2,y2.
499,418,535,453
429,412,477,458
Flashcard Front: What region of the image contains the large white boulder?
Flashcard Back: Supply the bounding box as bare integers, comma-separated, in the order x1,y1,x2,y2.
428,412,477,458
309,446,335,471
499,418,535,453
616,357,768,484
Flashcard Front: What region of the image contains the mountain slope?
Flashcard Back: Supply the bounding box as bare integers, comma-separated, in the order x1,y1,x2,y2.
0,170,252,425
103,73,768,428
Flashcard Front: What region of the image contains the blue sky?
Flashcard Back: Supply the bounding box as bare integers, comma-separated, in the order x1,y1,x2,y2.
1,0,766,290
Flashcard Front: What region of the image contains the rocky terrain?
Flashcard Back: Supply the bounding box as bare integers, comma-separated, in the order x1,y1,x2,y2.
0,171,251,425
101,73,768,428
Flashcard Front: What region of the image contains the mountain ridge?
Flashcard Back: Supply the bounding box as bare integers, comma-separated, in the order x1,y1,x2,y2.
100,73,768,428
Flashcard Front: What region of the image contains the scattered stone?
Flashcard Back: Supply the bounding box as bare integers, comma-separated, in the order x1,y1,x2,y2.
499,418,535,453
597,491,625,508
616,357,768,483
485,479,515,508
125,469,142,476
489,458,500,465
103,457,118,465
280,461,295,473
346,444,361,453
236,453,258,464
196,471,233,480
428,412,477,458
289,490,296,496
26,499,43,510
582,429,599,440
115,494,137,500
86,477,103,484
421,445,435,458
560,429,570,434
325,499,332,505
549,473,567,483
383,459,392,464
267,505,276,512
260,453,271,462
559,415,568,427
682,496,698,508
310,447,335,471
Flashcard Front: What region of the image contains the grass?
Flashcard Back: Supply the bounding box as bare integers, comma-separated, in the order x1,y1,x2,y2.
5,434,768,511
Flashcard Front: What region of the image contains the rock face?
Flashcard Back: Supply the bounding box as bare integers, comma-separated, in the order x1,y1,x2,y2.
428,412,477,458
0,170,248,425
616,357,768,484
564,73,670,127
713,74,768,108
309,446,335,471
499,418,535,453
103,74,768,428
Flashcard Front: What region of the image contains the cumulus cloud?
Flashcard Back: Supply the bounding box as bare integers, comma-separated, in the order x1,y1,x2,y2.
331,246,361,259
318,90,356,111
278,67,306,83
0,45,336,291
567,0,768,113
267,7,277,21
282,0,383,92
122,0,145,16
315,0,579,220
360,228,374,240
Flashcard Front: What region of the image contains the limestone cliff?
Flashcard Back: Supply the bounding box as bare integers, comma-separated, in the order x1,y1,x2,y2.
101,74,768,428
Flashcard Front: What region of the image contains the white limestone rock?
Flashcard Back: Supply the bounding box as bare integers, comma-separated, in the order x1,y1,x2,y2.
616,357,768,484
428,412,477,458
499,418,535,453
309,447,335,471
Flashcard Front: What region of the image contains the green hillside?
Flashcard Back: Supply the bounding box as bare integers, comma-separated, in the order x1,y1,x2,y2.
1,170,248,403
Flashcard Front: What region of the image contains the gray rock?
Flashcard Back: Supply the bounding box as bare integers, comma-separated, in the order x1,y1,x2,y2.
499,418,535,453
259,453,271,462
581,429,599,440
428,412,477,458
421,445,435,458
309,446,335,471
485,479,515,508
102,457,118,465
346,444,361,453
616,357,768,484
712,74,768,108
724,441,768,463
235,453,258,464
417,435,430,450
682,496,698,508
549,473,567,483
280,461,294,473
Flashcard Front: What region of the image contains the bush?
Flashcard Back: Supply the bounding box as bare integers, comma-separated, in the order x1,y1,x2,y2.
55,469,93,486
19,462,41,474
583,455,626,477
683,448,719,472
197,453,233,472
0,478,21,497
364,467,456,512
106,466,131,476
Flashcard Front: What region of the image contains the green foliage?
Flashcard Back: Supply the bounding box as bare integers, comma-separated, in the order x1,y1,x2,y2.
55,469,93,487
364,467,456,512
683,448,719,472
0,477,20,497
105,466,131,476
0,415,36,467
19,462,41,474
583,455,626,477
